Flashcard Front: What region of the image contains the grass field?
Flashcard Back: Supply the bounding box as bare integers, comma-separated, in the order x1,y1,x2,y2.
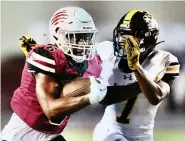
62,128,185,141
61,107,185,141
154,129,185,141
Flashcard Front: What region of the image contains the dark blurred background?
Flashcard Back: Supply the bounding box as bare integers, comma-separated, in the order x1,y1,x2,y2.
1,1,185,141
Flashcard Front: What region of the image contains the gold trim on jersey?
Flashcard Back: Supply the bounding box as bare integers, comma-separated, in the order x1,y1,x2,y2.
166,65,180,74
120,9,141,28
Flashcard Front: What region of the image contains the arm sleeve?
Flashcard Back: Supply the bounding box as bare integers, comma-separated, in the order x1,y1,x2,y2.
100,82,141,106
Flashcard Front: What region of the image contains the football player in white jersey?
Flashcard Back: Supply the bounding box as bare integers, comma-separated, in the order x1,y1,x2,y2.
93,9,180,141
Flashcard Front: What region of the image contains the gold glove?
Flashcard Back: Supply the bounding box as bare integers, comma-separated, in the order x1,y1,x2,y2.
124,36,141,70
20,34,38,56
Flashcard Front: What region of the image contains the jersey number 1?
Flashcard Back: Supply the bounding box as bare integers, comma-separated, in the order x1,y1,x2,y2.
116,96,138,124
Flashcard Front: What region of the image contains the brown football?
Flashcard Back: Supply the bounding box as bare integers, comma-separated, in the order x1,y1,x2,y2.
61,77,91,97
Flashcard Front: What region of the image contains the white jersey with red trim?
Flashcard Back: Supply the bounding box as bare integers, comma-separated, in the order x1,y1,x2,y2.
95,41,180,140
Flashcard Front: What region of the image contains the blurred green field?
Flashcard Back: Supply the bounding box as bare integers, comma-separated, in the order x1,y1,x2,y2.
63,128,185,141
154,129,185,141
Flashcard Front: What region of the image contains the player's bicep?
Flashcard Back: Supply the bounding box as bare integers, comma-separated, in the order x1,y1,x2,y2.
35,73,59,99
35,73,59,115
156,80,170,99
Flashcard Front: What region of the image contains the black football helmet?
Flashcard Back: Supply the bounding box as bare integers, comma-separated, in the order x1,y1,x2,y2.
113,9,163,62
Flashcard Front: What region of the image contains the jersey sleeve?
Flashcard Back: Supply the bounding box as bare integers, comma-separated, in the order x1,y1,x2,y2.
26,46,56,74
162,55,180,91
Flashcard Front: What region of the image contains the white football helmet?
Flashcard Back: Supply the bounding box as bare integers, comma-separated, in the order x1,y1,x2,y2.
49,6,98,63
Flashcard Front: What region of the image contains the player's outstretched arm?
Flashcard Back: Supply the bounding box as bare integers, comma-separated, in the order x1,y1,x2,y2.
100,82,141,106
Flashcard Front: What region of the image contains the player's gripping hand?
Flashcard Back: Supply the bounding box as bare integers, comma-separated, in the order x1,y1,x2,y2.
124,36,141,70
20,34,38,56
88,76,107,104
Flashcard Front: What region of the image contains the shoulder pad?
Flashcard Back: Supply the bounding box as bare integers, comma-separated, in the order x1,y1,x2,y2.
164,50,180,75
27,45,57,74
97,41,114,61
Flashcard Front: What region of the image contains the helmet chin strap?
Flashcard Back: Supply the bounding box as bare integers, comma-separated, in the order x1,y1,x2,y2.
156,40,165,46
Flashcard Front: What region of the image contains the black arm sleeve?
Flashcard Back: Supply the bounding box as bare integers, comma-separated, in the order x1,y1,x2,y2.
100,82,141,106
100,74,178,106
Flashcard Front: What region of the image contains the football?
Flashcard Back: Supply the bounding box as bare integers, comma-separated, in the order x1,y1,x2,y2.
61,77,91,97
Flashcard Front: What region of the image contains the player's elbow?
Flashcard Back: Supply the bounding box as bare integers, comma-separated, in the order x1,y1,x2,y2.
149,88,169,105
45,107,65,121
148,96,161,105
43,100,62,120
44,105,56,120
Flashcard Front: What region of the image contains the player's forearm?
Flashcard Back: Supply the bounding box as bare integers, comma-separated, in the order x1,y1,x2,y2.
134,66,165,105
100,82,141,106
46,95,90,120
36,73,90,120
